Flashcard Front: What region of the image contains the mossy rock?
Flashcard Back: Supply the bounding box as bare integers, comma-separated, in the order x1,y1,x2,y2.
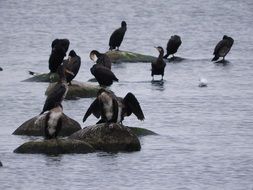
14,139,95,154
69,123,141,152
22,72,59,82
45,80,101,100
128,127,158,136
13,113,81,136
106,50,156,63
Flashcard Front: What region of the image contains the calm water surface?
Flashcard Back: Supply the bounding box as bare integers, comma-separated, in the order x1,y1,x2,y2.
0,0,253,189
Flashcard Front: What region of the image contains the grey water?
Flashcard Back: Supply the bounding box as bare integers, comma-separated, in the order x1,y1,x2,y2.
0,0,253,189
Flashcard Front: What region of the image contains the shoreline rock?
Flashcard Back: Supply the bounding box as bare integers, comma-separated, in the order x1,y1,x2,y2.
12,113,81,136
128,127,158,136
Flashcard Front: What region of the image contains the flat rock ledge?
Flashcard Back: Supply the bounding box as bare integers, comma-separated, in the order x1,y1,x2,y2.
45,80,101,99
69,123,141,152
22,72,59,82
14,139,95,154
12,113,81,136
128,127,157,136
106,50,156,63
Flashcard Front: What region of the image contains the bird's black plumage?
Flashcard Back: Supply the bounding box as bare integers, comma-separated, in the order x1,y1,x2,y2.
83,89,145,124
109,21,127,50
163,35,182,59
63,50,81,84
90,64,118,86
212,35,234,61
40,65,69,115
51,39,70,53
90,50,112,70
151,46,166,80
49,39,70,73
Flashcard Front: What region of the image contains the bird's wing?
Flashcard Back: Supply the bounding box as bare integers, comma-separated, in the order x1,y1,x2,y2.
83,98,101,122
213,40,225,55
123,93,145,120
92,66,118,82
41,83,66,114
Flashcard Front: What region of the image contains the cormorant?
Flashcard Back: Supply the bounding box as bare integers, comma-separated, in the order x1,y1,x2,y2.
212,35,234,61
83,89,144,124
49,39,70,73
51,39,70,53
151,46,166,80
90,64,118,86
109,21,127,51
90,50,112,70
38,65,74,139
63,50,81,85
163,35,182,59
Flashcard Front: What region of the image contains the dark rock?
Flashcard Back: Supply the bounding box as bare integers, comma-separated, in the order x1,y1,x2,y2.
14,139,95,154
69,123,141,152
45,80,100,100
12,113,81,136
166,56,185,63
0,67,3,71
106,50,156,63
128,127,158,136
0,161,2,167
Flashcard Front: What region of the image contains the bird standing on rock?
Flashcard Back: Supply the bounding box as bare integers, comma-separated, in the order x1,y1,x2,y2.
109,21,127,51
151,46,166,81
90,50,112,70
212,35,234,62
63,50,81,85
83,89,145,124
49,39,70,73
36,65,74,139
163,35,182,59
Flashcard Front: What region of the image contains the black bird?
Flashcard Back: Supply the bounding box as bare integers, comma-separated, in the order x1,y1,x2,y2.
163,35,182,59
90,50,112,70
83,89,145,124
212,35,234,61
51,39,70,53
37,65,74,139
63,50,81,85
109,21,127,50
90,64,118,86
49,39,70,73
151,46,166,80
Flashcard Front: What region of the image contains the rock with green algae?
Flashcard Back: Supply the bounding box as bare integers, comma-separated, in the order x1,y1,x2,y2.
12,113,81,136
69,123,141,152
106,50,156,63
45,80,101,100
22,72,59,82
14,139,95,154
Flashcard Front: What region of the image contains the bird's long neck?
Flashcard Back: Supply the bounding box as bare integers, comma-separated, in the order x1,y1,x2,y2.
158,50,164,60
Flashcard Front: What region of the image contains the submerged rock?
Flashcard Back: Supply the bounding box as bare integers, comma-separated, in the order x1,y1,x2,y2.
13,113,81,136
106,50,156,63
22,72,59,82
128,127,157,136
69,123,141,152
14,139,95,154
45,80,100,100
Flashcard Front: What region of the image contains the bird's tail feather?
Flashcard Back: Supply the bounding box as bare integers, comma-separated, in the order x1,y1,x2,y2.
212,55,219,61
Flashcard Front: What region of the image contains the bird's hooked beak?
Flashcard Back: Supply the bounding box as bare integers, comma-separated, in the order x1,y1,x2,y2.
154,46,159,52
65,69,75,76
